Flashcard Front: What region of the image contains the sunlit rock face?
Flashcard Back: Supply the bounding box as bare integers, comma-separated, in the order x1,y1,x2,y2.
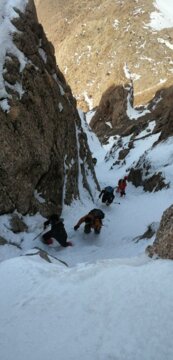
35,0,173,110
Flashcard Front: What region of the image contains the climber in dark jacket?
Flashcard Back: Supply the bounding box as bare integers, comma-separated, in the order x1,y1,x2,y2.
42,214,72,247
99,186,115,205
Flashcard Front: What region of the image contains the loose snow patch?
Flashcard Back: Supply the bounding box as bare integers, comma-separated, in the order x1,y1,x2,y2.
147,0,173,30
126,93,150,120
83,91,93,110
157,37,173,50
123,63,141,82
146,136,173,185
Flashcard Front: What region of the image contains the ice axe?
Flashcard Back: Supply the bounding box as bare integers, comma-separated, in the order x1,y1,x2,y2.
32,229,45,241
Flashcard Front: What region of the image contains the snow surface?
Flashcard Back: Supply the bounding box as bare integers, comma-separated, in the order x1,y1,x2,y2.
0,0,28,111
1,1,173,357
157,37,173,50
1,256,173,360
148,0,173,30
126,92,150,120
1,113,173,359
123,62,141,82
83,91,93,110
38,47,47,63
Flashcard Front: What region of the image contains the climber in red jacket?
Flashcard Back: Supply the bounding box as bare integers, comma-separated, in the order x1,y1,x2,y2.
116,176,128,197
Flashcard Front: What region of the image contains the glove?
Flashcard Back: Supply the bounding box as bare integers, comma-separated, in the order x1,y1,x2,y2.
74,225,79,231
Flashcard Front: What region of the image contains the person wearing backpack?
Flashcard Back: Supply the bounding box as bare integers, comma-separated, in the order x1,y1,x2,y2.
99,186,115,205
74,209,105,234
116,176,128,197
42,214,72,247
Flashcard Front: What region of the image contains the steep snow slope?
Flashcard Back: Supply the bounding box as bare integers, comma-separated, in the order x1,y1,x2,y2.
1,112,173,359
1,2,173,358
1,247,173,360
1,113,173,266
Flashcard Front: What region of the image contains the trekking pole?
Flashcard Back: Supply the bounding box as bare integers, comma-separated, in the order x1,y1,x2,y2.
114,202,120,205
32,229,45,241
95,197,100,205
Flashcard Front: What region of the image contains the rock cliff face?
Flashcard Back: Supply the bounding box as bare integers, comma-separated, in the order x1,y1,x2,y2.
90,84,133,140
126,85,173,192
96,82,173,193
0,0,99,216
90,83,173,143
147,205,173,259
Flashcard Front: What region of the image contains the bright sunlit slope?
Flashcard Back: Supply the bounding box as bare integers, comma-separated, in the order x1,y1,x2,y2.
35,0,173,109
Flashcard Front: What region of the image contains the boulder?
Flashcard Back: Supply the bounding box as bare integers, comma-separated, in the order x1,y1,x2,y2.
90,84,132,141
118,148,130,161
10,214,28,233
147,205,173,259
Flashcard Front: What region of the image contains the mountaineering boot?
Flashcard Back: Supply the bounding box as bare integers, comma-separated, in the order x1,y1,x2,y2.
66,241,73,246
84,223,91,234
43,238,53,245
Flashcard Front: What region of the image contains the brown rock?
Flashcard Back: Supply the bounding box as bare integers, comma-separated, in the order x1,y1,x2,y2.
26,247,68,266
0,237,8,246
35,0,173,110
0,0,99,216
128,166,168,192
128,168,143,187
89,82,154,142
133,222,159,243
118,148,130,161
90,84,133,141
147,205,173,259
139,85,173,144
10,214,28,233
143,173,168,192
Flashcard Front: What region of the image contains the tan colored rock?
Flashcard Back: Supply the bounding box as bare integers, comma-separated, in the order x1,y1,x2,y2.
0,0,99,216
147,205,173,259
35,0,173,110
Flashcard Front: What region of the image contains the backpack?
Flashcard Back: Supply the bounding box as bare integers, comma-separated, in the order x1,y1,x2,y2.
105,186,114,194
89,209,105,220
118,179,123,186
